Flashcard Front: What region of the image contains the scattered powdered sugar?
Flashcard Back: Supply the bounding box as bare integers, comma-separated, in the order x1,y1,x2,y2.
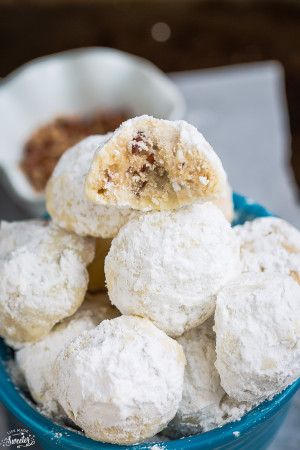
163,317,254,439
52,316,185,445
141,433,170,444
105,202,241,336
46,135,141,238
215,272,300,403
235,216,300,281
16,292,120,417
0,220,95,346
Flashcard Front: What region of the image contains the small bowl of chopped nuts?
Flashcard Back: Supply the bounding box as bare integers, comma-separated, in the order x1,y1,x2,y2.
0,47,185,216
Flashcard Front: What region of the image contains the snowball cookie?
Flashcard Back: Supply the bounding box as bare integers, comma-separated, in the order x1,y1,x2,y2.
215,272,300,403
53,316,185,445
0,220,95,347
84,115,226,211
88,238,112,291
46,135,140,238
164,318,253,439
212,182,234,223
16,292,120,417
105,202,241,336
164,318,224,437
235,216,300,284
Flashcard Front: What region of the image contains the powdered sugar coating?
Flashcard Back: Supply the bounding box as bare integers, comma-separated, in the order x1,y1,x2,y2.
215,272,300,403
85,115,226,211
46,135,141,238
0,220,95,346
179,318,223,418
212,182,234,223
16,292,120,417
106,202,240,336
235,217,300,283
164,318,253,438
53,316,185,445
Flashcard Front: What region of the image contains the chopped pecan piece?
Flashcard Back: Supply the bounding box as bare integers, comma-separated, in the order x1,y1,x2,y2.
132,131,147,155
135,180,148,197
147,153,155,164
104,169,112,182
141,164,149,173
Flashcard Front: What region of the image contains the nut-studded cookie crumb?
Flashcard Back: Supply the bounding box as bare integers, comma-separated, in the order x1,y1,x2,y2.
85,115,226,211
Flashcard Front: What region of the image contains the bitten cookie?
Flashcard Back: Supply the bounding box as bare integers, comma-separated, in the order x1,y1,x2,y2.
164,318,253,438
105,202,240,336
215,272,300,403
0,220,95,346
235,216,300,284
84,115,226,211
46,135,140,238
53,316,185,445
16,292,120,416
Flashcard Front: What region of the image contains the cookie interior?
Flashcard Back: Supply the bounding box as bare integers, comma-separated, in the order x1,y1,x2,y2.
85,118,223,210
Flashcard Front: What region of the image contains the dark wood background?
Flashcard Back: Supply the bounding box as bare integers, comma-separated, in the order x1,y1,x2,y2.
1,0,300,191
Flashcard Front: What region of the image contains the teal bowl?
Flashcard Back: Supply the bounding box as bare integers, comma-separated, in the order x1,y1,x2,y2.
0,193,299,450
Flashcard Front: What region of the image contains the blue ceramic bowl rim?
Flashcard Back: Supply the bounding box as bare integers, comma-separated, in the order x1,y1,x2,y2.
0,192,299,450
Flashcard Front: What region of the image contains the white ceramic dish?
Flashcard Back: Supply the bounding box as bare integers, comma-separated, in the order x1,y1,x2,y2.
0,47,185,216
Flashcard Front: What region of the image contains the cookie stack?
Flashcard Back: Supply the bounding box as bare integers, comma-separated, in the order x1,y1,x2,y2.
0,116,299,445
